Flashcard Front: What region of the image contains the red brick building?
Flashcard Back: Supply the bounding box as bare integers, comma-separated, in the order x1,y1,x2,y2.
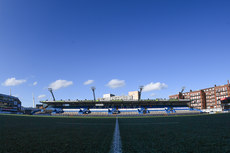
169,81,230,109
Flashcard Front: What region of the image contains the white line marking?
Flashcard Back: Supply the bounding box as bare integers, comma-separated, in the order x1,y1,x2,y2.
110,117,122,153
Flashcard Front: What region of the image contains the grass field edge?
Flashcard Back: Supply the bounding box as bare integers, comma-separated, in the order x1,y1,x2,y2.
0,112,225,119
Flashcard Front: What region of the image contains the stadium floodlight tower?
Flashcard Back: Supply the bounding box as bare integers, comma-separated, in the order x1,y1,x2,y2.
179,86,186,99
181,86,186,93
91,86,96,101
48,88,56,101
139,85,144,101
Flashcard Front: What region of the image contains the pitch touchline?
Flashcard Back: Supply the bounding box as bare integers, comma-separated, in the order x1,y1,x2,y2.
110,117,122,153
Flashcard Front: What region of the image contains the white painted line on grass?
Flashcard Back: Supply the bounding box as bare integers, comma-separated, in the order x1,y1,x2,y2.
110,117,122,153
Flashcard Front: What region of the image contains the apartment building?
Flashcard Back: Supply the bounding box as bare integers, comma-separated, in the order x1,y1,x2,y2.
169,80,230,109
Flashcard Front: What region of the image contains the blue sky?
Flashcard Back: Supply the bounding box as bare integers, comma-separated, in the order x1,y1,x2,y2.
0,0,230,106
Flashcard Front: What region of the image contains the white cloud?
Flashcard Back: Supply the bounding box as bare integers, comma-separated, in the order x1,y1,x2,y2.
49,80,73,90
107,79,125,89
33,81,38,86
84,80,94,85
143,82,168,92
38,95,46,99
2,77,26,86
150,93,156,97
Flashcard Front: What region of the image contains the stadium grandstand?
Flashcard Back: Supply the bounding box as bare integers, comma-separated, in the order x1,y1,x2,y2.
39,99,202,116
35,88,202,116
0,93,21,113
24,86,226,116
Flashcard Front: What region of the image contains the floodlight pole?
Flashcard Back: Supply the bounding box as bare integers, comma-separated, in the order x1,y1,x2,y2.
139,86,144,101
32,93,35,108
48,88,56,101
181,86,186,93
91,87,96,101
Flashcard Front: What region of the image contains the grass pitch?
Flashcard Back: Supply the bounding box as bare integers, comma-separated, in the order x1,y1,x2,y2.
0,114,115,153
1,113,230,153
119,113,230,153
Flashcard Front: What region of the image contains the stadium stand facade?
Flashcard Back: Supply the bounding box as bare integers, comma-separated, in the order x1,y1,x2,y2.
40,100,201,116
0,94,21,113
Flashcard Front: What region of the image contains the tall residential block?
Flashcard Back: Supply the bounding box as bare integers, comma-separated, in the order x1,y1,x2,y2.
169,80,230,109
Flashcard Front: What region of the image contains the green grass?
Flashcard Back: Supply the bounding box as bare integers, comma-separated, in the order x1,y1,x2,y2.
0,114,115,153
1,113,230,153
119,113,230,153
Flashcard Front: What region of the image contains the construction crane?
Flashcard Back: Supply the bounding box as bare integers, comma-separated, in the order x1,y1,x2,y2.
48,88,56,101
